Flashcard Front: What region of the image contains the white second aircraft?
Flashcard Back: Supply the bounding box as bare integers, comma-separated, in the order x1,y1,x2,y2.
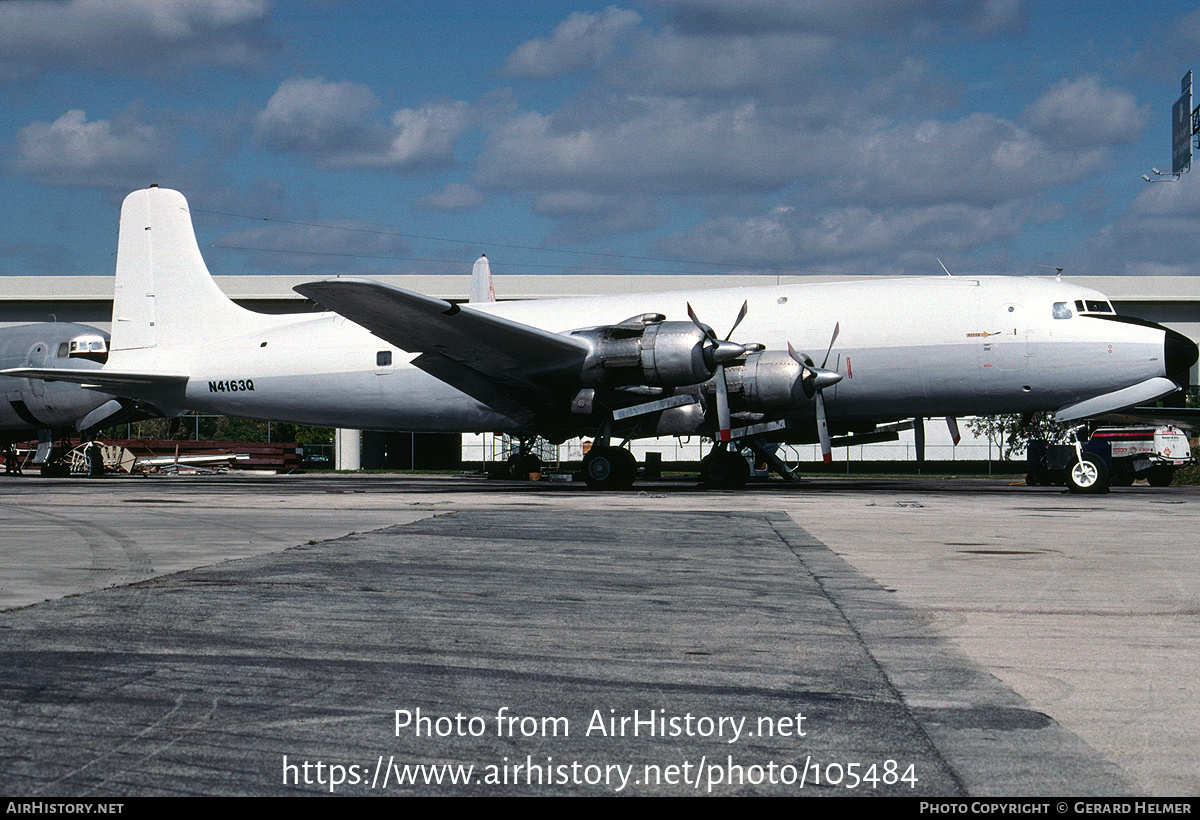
8,186,1197,492
0,323,151,475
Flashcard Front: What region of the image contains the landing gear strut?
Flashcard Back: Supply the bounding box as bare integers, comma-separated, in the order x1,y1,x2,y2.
503,437,543,480
1066,432,1109,494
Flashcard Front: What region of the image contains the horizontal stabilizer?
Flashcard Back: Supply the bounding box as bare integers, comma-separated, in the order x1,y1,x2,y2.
1055,377,1180,422
0,367,188,392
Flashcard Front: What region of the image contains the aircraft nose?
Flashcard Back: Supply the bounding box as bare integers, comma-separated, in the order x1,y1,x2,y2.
1164,327,1198,385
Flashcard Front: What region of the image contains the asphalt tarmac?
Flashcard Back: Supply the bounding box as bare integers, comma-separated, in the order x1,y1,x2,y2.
0,472,1195,797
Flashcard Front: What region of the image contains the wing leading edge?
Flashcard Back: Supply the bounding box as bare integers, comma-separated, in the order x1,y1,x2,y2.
0,368,187,391
295,278,590,425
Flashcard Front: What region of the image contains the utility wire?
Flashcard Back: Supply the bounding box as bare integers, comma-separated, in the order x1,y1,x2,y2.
195,207,853,277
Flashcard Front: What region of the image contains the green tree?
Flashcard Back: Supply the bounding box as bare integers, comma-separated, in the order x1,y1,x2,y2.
965,412,1070,461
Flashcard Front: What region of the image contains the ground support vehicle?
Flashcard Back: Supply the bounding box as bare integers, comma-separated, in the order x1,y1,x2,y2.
1028,425,1193,491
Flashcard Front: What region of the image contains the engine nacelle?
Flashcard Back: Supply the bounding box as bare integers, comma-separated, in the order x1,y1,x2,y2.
574,320,715,388
653,397,707,436
724,351,815,411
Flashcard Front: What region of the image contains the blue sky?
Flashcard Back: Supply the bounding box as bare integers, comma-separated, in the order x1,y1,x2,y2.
4,0,1200,282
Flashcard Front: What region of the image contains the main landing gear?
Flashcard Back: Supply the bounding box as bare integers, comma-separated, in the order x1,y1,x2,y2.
699,445,750,490
580,445,638,490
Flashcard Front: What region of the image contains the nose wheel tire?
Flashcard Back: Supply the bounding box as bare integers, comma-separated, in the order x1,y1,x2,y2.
1067,452,1109,494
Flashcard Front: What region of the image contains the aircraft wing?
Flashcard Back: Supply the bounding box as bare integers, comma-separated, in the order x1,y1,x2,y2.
295,278,590,422
0,367,188,392
1054,377,1180,422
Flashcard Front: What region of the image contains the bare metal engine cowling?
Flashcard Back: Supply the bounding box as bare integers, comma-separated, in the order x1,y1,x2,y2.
724,351,815,412
574,321,715,388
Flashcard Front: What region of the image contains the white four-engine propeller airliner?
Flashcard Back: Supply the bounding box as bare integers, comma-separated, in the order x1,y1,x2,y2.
6,186,1197,492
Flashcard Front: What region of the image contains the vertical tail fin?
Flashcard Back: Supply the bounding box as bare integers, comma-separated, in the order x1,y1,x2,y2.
110,186,272,354
469,253,495,303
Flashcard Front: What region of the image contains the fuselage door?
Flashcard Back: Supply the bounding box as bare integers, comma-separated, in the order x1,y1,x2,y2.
980,302,1029,398
24,342,49,397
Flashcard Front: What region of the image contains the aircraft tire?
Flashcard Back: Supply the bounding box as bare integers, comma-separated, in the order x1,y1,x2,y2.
1067,452,1109,494
506,453,543,480
1026,472,1040,486
700,451,750,490
581,447,636,490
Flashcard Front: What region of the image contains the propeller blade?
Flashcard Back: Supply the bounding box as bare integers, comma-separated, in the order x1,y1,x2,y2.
946,416,961,446
688,301,753,444
715,364,732,442
815,391,832,462
725,300,749,340
686,302,715,338
790,325,841,462
821,322,840,369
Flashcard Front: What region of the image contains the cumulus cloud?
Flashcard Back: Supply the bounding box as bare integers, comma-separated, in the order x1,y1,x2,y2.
416,182,485,212
531,191,661,242
1022,76,1146,150
612,29,838,97
254,77,388,157
254,77,470,171
505,5,642,77
653,0,1023,35
836,114,1108,206
477,99,823,194
658,204,798,264
13,109,170,188
658,200,1053,268
0,0,272,75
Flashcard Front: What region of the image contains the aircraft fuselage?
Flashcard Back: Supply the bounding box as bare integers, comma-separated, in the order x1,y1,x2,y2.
132,276,1184,437
0,323,112,440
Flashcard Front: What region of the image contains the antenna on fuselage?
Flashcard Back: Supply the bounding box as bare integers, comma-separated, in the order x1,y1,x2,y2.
1038,264,1064,281
937,258,952,277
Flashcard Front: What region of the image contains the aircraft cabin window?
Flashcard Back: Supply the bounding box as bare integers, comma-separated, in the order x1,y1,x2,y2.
1052,302,1072,319
376,350,392,367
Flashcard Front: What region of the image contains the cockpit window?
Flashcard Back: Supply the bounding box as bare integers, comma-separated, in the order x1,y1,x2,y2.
1073,299,1115,316
68,335,109,364
1052,302,1072,319
57,342,69,357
